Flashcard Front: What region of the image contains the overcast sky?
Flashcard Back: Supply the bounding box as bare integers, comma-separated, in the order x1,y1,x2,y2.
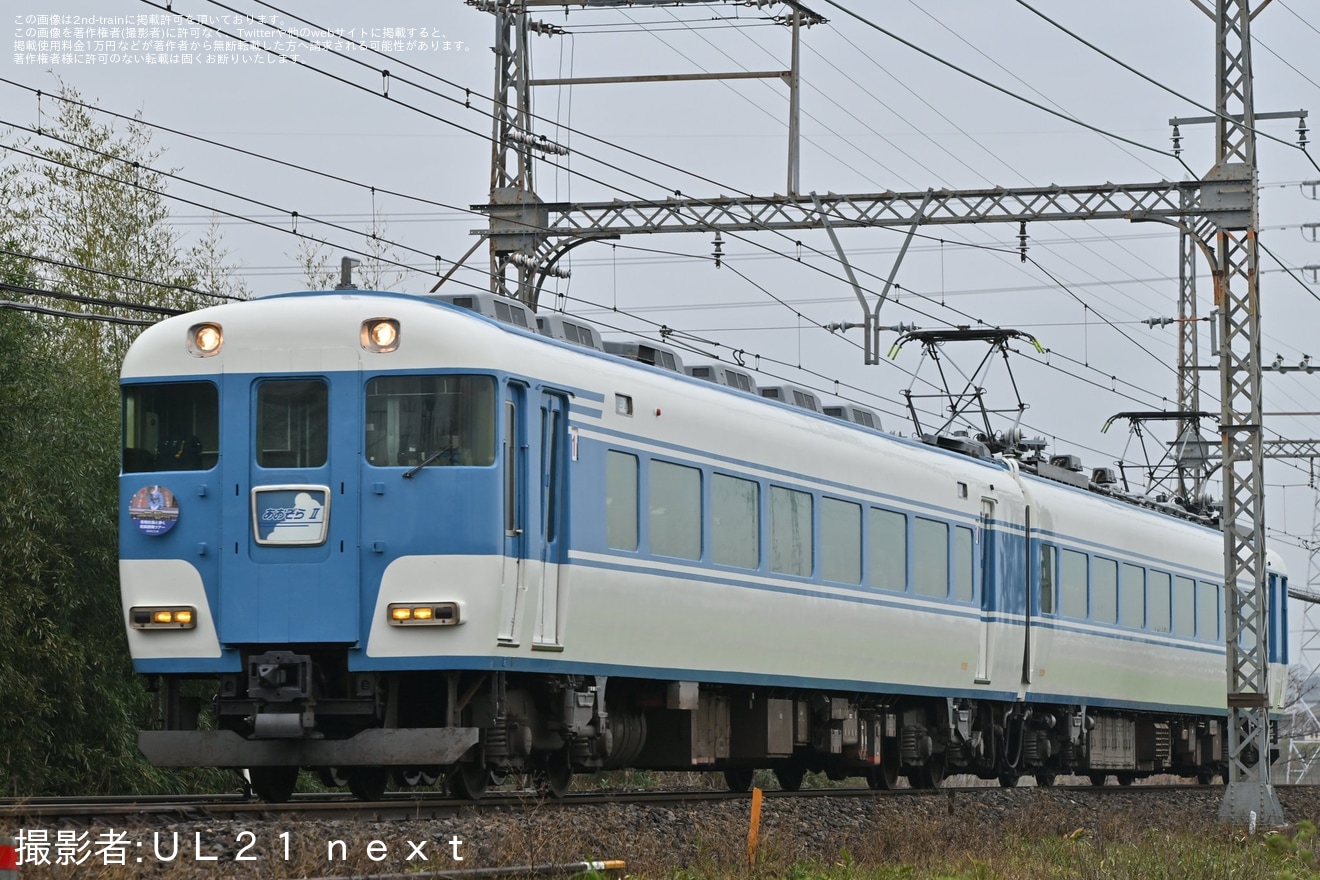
6,0,1320,647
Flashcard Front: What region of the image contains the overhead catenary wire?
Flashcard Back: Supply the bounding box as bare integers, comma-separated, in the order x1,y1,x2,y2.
650,0,1190,331
2,88,1207,415
1277,0,1320,39
123,0,1068,322
25,5,1314,474
208,0,765,198
584,234,1318,487
0,279,187,315
0,245,243,303
12,61,1310,442
12,54,1298,427
1013,0,1317,167
814,0,1197,177
0,298,157,325
182,0,1207,352
0,122,494,294
124,0,1228,382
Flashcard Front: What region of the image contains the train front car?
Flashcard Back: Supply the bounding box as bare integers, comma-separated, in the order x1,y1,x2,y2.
120,291,529,801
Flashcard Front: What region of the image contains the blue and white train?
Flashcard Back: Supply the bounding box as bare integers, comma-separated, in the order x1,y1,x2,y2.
119,287,1289,802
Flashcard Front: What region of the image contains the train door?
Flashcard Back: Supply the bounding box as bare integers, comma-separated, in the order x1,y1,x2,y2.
497,386,527,645
533,392,569,649
975,497,996,684
219,373,360,644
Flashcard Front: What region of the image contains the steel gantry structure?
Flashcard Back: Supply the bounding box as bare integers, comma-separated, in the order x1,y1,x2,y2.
466,0,1295,823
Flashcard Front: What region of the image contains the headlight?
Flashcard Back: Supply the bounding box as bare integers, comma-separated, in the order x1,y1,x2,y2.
362,318,400,353
131,606,197,629
387,602,460,626
187,323,223,357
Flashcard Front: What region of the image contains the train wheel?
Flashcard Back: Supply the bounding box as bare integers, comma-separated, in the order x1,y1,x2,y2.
250,766,299,803
723,767,755,793
998,772,1020,788
866,762,899,790
347,767,389,802
774,763,806,792
533,751,574,799
1035,770,1057,788
1196,768,1216,785
1117,773,1135,786
1088,772,1108,786
316,767,348,788
911,757,945,790
449,761,489,801
395,767,440,788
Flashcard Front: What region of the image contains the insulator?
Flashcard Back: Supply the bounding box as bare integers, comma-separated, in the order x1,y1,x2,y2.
508,130,569,156
509,252,570,279
527,19,567,37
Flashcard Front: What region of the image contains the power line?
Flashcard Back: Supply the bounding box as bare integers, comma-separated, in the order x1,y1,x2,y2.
0,298,156,325
0,121,492,293
125,0,1216,399
814,0,1196,176
0,279,185,315
213,0,763,198
1013,0,1315,163
0,245,242,302
4,80,1193,412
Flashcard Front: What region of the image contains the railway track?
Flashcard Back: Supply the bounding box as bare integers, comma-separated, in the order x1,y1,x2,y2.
0,781,1215,822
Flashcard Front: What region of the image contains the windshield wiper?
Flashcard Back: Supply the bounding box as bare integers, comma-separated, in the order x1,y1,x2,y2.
403,446,455,479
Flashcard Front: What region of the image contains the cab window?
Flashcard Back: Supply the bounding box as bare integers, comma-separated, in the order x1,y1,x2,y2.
258,379,328,468
365,375,496,467
122,381,219,472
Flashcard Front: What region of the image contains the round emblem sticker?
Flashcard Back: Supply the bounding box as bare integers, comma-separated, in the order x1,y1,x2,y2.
129,485,180,536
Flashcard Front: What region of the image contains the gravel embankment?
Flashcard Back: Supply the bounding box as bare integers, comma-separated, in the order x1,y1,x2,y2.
10,785,1320,878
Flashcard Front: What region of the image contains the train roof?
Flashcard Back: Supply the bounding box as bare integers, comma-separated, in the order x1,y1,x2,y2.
124,289,1255,537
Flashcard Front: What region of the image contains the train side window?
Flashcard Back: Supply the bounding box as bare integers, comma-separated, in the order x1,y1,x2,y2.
606,451,638,551
1092,557,1118,624
1172,575,1196,637
1120,563,1146,628
1059,549,1088,619
868,508,907,591
770,486,813,577
1149,570,1172,633
821,497,862,584
649,460,701,560
913,517,949,598
1039,544,1056,614
712,473,759,569
953,525,974,601
258,379,328,468
1197,581,1220,641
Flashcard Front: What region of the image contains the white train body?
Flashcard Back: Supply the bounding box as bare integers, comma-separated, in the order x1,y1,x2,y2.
119,290,1288,799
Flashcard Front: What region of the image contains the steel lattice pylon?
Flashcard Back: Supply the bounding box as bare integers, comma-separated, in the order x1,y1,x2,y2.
487,4,541,300
1213,0,1282,825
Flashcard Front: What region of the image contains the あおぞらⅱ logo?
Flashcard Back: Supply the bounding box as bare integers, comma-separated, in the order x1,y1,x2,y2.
129,485,180,536
253,487,330,545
